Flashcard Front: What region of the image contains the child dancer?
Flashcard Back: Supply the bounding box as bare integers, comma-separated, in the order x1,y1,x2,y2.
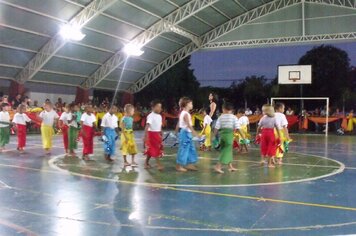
38,102,59,155
120,104,138,167
237,109,250,153
68,104,79,157
144,100,164,170
200,108,212,151
12,104,31,153
274,103,290,165
101,106,119,162
80,105,97,161
176,97,199,172
0,103,11,152
214,102,244,174
59,104,70,155
257,105,280,168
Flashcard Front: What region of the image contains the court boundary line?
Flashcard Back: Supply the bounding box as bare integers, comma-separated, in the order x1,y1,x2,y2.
48,151,345,188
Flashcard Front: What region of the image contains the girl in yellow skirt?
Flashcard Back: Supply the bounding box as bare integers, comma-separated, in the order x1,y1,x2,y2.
236,109,250,153
38,102,59,155
120,104,138,167
274,103,291,165
200,108,212,151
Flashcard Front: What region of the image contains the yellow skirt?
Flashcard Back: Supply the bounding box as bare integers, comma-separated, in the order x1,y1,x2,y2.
121,130,138,155
274,128,286,158
203,125,211,147
234,125,250,142
41,125,54,149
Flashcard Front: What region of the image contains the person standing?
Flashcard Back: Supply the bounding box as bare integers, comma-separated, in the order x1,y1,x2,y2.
101,106,119,162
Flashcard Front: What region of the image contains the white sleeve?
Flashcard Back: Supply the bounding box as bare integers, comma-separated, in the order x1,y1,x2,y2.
80,113,86,122
12,114,18,123
282,115,288,127
39,111,44,119
245,117,250,125
24,114,31,122
59,113,66,121
100,115,106,127
146,114,152,124
54,112,59,119
234,117,241,129
92,114,97,123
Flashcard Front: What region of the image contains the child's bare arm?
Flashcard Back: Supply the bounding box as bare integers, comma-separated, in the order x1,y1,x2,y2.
184,114,198,136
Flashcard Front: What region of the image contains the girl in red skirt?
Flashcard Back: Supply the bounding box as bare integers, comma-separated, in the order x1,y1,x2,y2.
12,104,31,153
80,106,97,161
256,105,280,168
144,100,164,170
59,104,71,155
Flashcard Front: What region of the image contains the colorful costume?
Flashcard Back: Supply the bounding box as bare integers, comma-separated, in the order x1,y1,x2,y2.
121,116,137,155
274,112,288,158
39,110,59,149
101,113,119,156
145,112,163,158
202,115,212,148
59,112,71,151
0,111,10,147
12,113,31,149
215,114,240,164
81,113,96,155
176,111,198,166
258,115,278,157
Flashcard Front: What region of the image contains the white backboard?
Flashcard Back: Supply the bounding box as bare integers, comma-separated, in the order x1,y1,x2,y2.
278,65,312,84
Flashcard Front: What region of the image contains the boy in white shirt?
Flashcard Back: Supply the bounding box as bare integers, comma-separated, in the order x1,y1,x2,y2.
144,100,164,170
274,103,291,165
38,102,59,155
0,103,11,151
101,106,119,162
12,104,31,153
80,105,97,161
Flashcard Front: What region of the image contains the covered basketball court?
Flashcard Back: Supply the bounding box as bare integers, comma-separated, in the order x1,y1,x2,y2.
0,0,356,235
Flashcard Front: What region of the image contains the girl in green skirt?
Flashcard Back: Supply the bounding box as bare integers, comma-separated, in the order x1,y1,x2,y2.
68,104,79,157
213,102,245,174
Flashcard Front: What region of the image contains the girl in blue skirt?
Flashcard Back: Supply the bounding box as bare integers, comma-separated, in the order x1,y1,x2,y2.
176,97,199,172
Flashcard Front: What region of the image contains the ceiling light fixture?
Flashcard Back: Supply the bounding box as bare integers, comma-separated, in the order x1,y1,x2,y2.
123,43,144,56
59,24,86,41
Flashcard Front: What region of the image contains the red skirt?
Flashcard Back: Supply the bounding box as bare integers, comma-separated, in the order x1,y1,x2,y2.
17,124,27,149
260,128,276,157
145,131,163,158
82,125,94,155
62,125,69,150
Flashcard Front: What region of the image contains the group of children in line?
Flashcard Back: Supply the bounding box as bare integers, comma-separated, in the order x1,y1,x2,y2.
0,97,290,173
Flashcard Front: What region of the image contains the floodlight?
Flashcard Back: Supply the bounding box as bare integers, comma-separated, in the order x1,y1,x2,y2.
123,43,144,56
59,24,86,41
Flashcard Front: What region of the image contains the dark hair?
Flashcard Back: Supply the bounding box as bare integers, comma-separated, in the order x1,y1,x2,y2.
1,103,9,108
179,97,192,108
238,108,245,114
150,99,161,108
209,93,218,103
222,102,234,111
274,102,285,110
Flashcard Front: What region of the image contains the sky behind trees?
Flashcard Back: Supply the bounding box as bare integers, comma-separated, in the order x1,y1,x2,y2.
190,42,356,87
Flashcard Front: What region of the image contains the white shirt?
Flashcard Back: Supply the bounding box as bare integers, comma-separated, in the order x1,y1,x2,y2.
0,111,10,127
80,113,96,127
245,110,252,116
275,112,288,129
59,112,71,126
146,112,162,132
216,114,240,130
179,110,193,132
238,115,249,126
101,113,118,129
12,113,31,125
286,110,294,115
203,115,212,126
39,110,59,126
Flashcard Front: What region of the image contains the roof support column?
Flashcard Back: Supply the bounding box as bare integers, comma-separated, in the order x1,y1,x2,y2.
302,0,306,36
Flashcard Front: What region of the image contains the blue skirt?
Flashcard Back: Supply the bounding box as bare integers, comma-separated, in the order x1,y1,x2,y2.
176,129,198,166
103,128,117,155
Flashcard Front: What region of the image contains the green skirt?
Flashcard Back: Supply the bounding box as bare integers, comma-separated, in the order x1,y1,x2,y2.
0,127,10,147
218,129,234,165
68,126,78,150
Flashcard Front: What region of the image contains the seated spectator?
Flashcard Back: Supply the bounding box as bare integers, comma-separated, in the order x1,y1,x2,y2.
254,107,261,115
12,94,22,109
245,108,253,116
286,107,294,116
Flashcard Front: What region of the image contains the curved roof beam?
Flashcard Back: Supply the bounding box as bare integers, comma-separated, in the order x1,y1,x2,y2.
81,0,220,88
14,0,117,84
128,0,356,93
